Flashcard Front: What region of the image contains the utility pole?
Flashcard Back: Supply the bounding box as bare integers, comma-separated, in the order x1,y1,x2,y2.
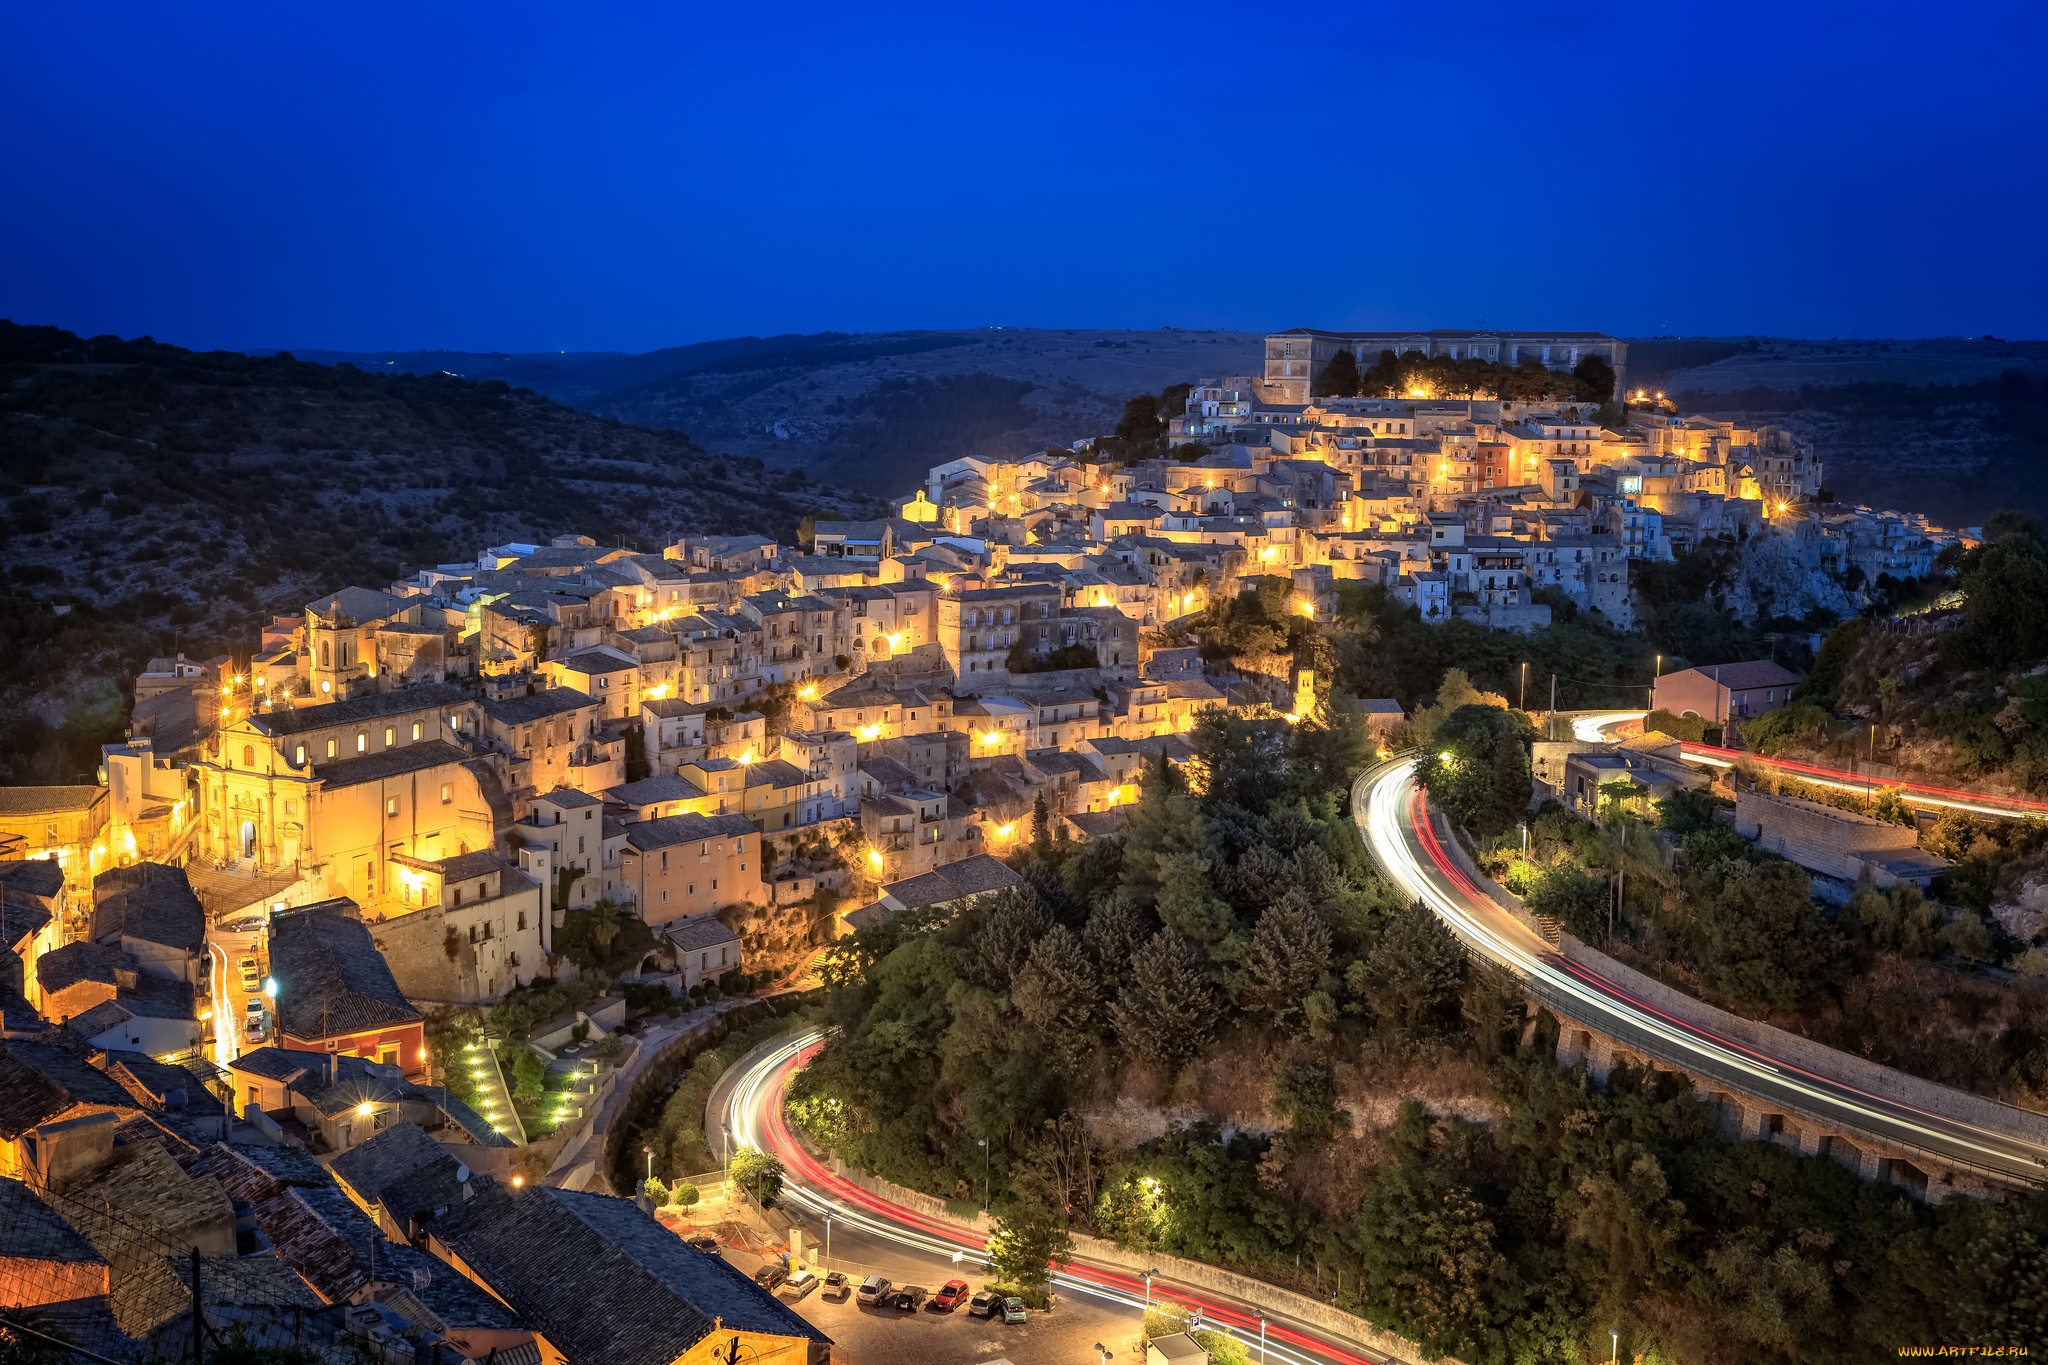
1549,674,1557,740
1520,661,1528,712
191,1246,203,1365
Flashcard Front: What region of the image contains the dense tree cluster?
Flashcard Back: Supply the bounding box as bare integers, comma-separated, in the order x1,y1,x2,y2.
1313,347,1615,403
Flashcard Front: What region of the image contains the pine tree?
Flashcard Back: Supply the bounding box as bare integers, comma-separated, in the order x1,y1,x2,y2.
1031,793,1052,855
1021,858,1082,930
1314,349,1361,399
1367,901,1467,1033
973,885,1050,989
1237,890,1332,1024
1012,925,1099,1041
1108,931,1214,1072
1083,891,1150,979
1486,732,1532,832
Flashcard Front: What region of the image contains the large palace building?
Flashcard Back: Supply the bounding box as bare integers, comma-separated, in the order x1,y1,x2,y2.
1261,328,1628,405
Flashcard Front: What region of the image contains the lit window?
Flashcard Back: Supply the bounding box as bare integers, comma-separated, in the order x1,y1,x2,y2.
384,727,395,746
326,739,337,759
440,783,452,804
411,723,422,741
357,732,367,753
386,797,399,817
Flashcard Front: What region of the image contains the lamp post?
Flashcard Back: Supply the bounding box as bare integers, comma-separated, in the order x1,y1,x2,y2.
1258,1316,1268,1364
1143,1268,1160,1310
1095,1344,1112,1365
643,1145,653,1184
977,1138,988,1212
823,1214,831,1272
1610,1327,1620,1364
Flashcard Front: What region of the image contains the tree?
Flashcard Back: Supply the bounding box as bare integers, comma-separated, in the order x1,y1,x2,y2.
512,1046,546,1105
1314,349,1361,398
973,886,1050,989
1236,892,1331,1025
1572,353,1616,402
1696,859,1844,1010
731,1144,786,1209
1271,1060,1349,1144
1525,863,1609,942
1011,925,1100,1042
1925,809,1984,862
1365,902,1467,1034
588,898,623,959
1083,892,1150,979
1108,931,1215,1073
1031,793,1052,856
1415,703,1533,836
986,1194,1074,1289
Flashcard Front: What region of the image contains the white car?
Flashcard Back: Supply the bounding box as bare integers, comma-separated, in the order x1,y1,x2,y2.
782,1270,818,1298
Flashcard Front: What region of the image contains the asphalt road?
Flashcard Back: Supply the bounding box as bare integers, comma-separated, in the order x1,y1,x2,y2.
723,1036,1400,1365
1353,754,2048,1189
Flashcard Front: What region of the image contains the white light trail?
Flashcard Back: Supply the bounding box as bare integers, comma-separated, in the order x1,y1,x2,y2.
1358,760,2046,1177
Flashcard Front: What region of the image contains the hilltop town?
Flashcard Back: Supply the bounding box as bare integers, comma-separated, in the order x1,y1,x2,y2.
0,327,2019,1365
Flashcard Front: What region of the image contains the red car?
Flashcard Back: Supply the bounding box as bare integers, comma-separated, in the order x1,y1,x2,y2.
933,1279,970,1311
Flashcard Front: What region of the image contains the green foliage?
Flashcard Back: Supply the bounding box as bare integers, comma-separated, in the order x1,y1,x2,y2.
1924,809,1985,862
1738,703,1837,756
1414,703,1532,835
1108,932,1216,1073
1797,620,1867,706
731,1144,787,1209
1313,349,1361,398
1363,902,1468,1034
675,1182,700,1207
643,1176,669,1203
1642,709,1720,745
1694,858,1846,1010
1525,863,1608,941
1271,1061,1349,1145
1946,528,2048,671
985,1195,1075,1288
511,1046,547,1106
1353,348,1614,403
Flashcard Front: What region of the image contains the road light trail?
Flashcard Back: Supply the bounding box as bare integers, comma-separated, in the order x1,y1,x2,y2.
723,1034,1394,1365
1356,757,2048,1187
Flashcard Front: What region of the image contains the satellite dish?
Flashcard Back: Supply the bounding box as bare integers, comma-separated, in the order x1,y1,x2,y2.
411,1268,432,1290
455,1164,470,1183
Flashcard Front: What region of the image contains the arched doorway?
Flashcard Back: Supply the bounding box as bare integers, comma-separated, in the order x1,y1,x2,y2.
240,820,256,860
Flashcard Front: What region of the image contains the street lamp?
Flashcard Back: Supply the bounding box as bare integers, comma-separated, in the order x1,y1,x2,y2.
1095,1344,1112,1365
1610,1327,1620,1364
823,1214,831,1271
1143,1268,1160,1309
1258,1317,1268,1365
977,1138,989,1211
643,1145,653,1184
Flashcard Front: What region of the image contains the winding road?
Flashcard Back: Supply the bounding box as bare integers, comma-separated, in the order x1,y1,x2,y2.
1353,753,2048,1189
722,1033,1401,1365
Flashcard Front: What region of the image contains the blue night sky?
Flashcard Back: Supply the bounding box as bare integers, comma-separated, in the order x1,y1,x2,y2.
4,1,2042,353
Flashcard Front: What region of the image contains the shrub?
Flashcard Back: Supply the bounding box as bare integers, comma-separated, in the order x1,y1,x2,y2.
644,1176,669,1203
675,1183,700,1207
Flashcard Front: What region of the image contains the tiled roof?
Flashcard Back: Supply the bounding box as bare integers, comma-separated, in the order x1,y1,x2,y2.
0,1173,107,1267
664,914,738,953
332,1119,475,1208
0,785,104,816
101,1054,227,1117
481,687,599,726
66,999,135,1040
305,585,411,623
311,739,472,790
1680,659,1804,691
533,787,604,809
268,907,421,1040
609,774,709,807
430,1183,829,1365
41,942,142,996
92,864,204,955
0,858,66,900
622,812,756,852
252,682,470,738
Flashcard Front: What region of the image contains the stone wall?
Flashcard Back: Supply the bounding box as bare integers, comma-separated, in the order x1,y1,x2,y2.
372,904,477,1002
1734,787,1917,880
1557,935,2048,1151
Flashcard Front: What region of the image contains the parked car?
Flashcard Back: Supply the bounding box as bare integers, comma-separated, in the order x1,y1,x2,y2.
245,1015,266,1043
222,915,266,935
856,1275,891,1306
967,1290,1001,1318
933,1279,969,1311
824,1271,850,1300
238,957,261,993
753,1264,787,1291
783,1270,818,1298
686,1235,719,1253
1002,1297,1028,1324
890,1286,928,1312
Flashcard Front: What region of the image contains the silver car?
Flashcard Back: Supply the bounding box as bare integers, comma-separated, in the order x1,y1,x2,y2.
856,1275,891,1306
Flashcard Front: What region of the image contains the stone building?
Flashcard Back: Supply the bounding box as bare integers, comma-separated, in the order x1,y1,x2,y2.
1260,329,1628,406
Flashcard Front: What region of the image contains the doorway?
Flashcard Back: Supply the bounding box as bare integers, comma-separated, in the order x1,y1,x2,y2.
240,820,256,860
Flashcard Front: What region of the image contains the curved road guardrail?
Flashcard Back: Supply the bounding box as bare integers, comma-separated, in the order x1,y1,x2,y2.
1351,755,2048,1192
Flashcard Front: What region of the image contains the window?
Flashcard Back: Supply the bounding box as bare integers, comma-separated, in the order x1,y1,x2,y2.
441,783,452,804
578,836,585,854
661,889,669,903
660,851,668,871
689,883,696,895
711,878,718,891
242,745,255,767
477,880,487,899
386,797,399,817
385,727,395,746
326,739,337,759
356,732,367,753
517,911,526,930
295,744,306,766
411,722,422,741
453,888,462,906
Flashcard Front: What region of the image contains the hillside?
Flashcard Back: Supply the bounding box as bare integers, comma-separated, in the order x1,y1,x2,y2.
276,327,1268,492
0,320,883,783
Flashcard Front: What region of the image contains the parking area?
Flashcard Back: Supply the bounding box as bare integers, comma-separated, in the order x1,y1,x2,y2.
719,1224,1140,1365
